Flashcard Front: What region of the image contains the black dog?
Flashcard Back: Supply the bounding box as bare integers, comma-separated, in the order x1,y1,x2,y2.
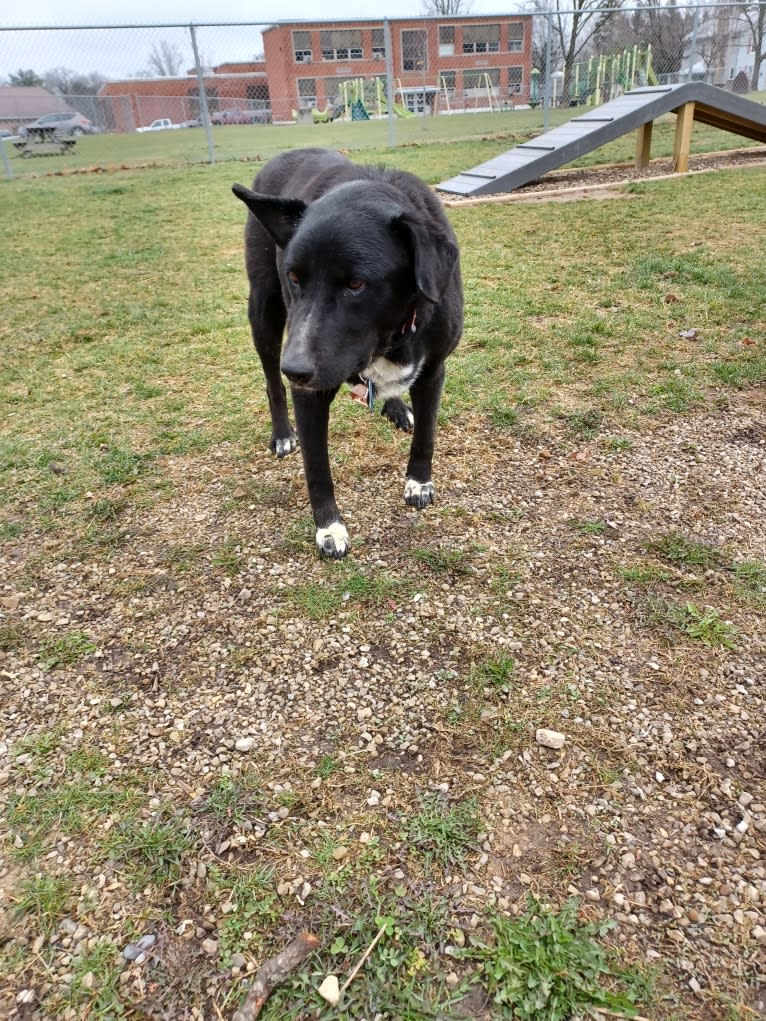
232,147,462,559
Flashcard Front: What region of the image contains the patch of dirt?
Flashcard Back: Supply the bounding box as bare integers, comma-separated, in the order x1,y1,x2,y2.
1,389,765,1019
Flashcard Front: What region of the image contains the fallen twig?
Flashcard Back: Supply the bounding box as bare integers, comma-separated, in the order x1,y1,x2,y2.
231,931,319,1021
593,1009,651,1021
339,922,388,996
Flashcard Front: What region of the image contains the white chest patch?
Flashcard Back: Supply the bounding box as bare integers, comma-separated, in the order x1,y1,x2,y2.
362,356,424,401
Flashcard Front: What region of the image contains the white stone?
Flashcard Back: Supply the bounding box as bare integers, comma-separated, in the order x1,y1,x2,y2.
235,737,255,752
318,974,340,1005
536,728,566,750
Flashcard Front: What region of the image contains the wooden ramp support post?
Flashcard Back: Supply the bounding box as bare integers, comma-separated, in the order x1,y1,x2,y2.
635,118,653,169
673,101,695,173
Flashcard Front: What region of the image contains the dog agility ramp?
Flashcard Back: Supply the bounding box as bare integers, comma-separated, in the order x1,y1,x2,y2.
437,82,766,197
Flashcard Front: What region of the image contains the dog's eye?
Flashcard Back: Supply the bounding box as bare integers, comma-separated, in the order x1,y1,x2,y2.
287,270,300,286
346,280,365,293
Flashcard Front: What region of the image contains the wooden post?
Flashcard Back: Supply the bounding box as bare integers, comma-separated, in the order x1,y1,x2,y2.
673,101,695,173
635,119,653,169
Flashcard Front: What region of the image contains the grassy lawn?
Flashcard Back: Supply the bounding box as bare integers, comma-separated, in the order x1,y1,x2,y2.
1,137,765,1020
2,98,764,181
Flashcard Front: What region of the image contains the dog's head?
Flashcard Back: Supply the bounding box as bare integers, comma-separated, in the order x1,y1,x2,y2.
232,180,458,390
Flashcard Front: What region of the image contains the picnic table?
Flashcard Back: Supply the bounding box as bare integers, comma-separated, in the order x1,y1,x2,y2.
13,130,77,157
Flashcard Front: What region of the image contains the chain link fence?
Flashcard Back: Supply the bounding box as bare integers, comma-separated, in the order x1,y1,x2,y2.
1,6,765,177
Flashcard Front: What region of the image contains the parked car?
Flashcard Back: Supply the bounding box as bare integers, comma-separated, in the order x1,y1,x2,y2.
211,108,271,125
136,118,180,133
19,112,93,138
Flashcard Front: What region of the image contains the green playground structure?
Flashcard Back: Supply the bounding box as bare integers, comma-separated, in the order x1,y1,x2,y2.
567,45,656,106
333,78,414,120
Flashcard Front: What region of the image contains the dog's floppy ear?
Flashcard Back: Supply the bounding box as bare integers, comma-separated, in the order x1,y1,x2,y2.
232,183,306,249
395,214,458,304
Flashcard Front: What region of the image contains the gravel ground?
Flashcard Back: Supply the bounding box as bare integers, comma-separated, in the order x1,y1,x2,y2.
1,377,764,1018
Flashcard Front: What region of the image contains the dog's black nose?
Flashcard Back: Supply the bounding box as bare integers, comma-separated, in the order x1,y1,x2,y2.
281,355,314,385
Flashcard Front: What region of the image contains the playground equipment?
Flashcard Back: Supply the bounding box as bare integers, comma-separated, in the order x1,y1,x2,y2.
333,78,414,120
437,81,766,197
570,45,656,106
439,72,499,114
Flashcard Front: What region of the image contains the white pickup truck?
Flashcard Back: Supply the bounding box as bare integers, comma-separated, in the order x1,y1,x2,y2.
136,118,179,133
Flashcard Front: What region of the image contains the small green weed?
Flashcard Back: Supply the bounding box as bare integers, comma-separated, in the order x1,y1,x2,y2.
314,755,340,779
283,562,402,620
649,532,723,568
732,559,766,603
212,537,245,576
563,408,603,437
38,631,96,668
641,597,738,649
412,547,473,575
0,621,25,651
619,563,673,585
468,896,647,1021
15,873,73,933
104,809,192,889
475,653,516,689
207,865,279,963
682,602,738,649
568,519,606,535
407,794,481,869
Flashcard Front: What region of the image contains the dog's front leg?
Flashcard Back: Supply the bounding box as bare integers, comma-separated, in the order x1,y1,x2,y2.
291,387,348,559
403,366,445,510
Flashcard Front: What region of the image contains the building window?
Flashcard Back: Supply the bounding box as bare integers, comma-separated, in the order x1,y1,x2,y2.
371,28,385,60
293,30,313,63
508,66,523,94
321,29,363,61
297,78,316,109
402,29,427,71
439,25,455,57
440,70,456,91
463,24,500,54
508,23,524,53
464,69,499,95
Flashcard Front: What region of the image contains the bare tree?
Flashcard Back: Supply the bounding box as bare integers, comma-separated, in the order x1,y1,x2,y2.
44,67,106,96
737,1,766,89
421,0,473,14
589,1,693,80
531,0,624,104
146,41,185,77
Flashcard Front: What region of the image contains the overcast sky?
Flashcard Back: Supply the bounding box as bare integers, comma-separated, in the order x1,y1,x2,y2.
1,1,517,81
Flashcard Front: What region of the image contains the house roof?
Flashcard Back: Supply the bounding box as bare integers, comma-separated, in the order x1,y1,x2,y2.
0,86,72,121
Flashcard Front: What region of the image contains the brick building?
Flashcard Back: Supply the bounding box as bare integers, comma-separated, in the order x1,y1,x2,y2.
262,15,533,122
98,14,532,130
99,63,268,132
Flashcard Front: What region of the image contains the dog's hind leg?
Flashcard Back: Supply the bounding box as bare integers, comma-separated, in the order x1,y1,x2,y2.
403,366,445,510
248,289,297,458
381,397,414,432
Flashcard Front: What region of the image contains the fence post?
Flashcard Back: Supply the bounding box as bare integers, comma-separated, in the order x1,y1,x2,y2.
543,10,553,131
384,18,396,148
1,137,14,181
189,23,215,165
687,5,700,83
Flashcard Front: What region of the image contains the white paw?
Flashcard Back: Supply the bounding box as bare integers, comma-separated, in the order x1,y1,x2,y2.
274,436,297,458
404,478,435,510
316,521,350,559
